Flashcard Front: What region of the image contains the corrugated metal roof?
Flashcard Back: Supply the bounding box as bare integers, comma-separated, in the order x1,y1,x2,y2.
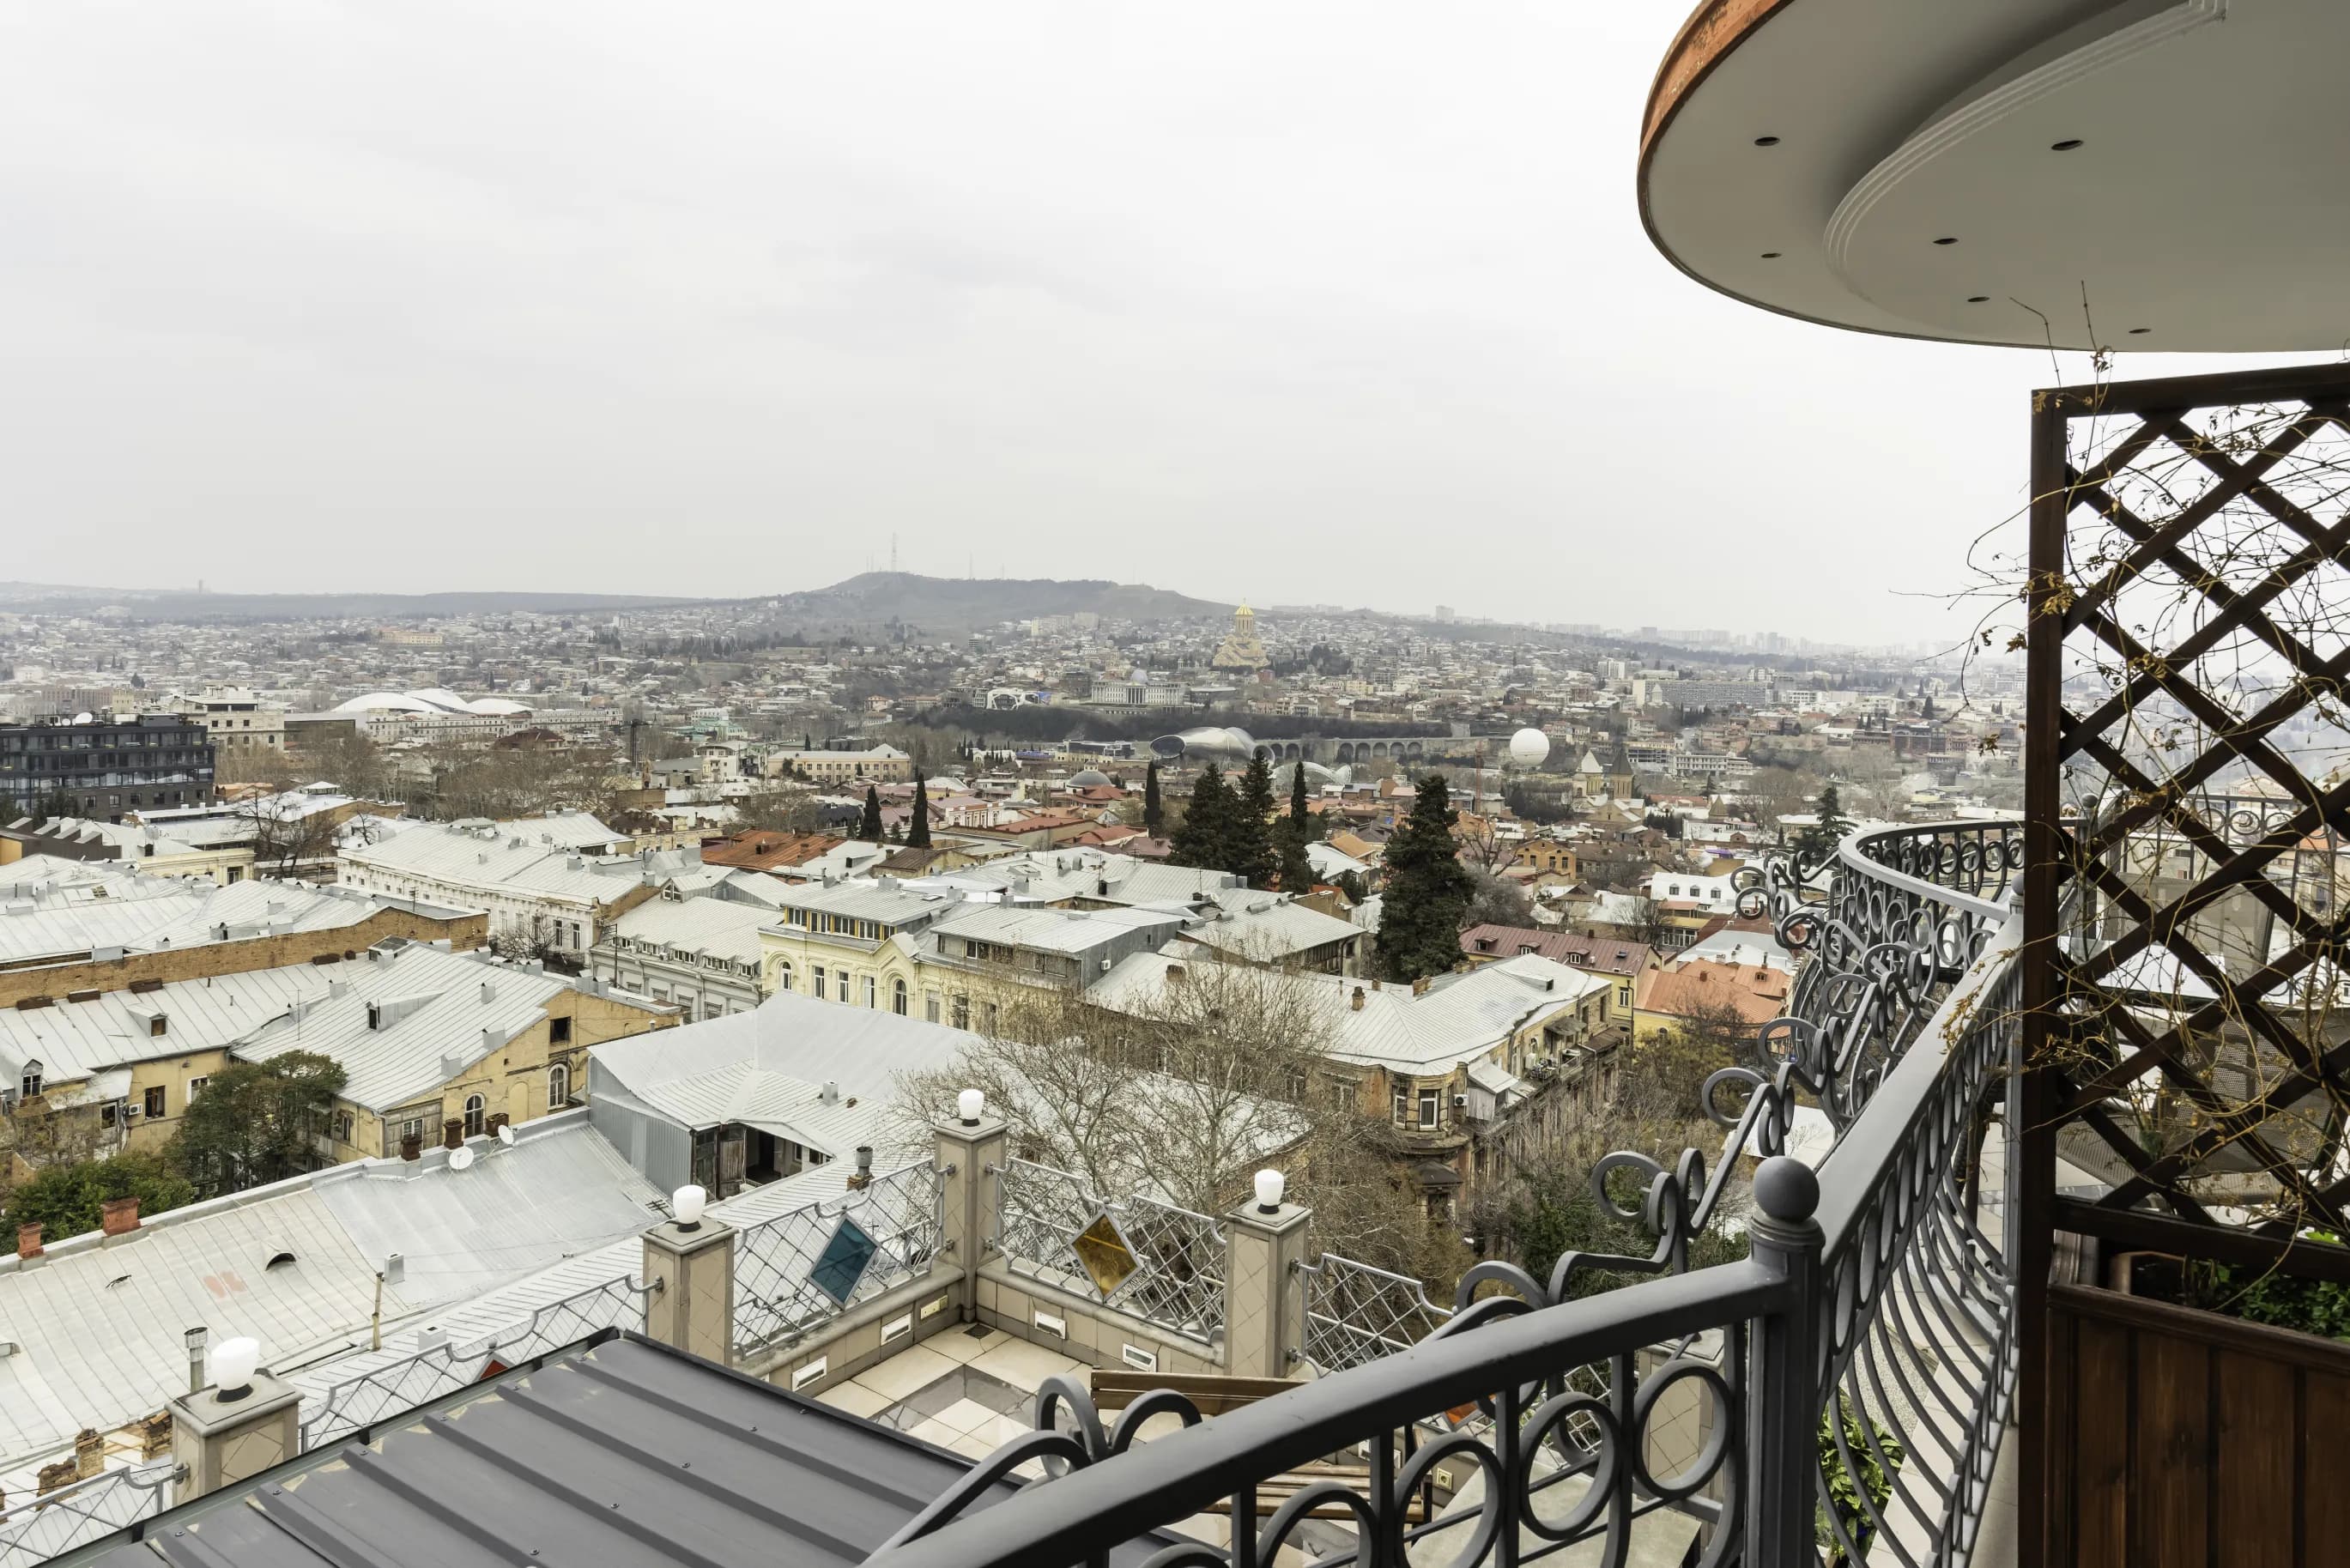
234,943,580,1111
0,1113,660,1471
590,991,975,1157
82,1335,1182,1568
0,1187,395,1468
338,820,645,907
605,893,773,964
1088,950,1609,1071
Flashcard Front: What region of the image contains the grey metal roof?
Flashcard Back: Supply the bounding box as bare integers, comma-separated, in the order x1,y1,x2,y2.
0,1111,657,1470
74,1335,1181,1567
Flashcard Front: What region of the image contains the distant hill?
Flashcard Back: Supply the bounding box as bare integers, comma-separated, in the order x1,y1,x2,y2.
757,573,1232,635
0,572,1231,630
0,586,706,621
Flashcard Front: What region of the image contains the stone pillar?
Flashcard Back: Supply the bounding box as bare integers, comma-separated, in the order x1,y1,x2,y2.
641,1212,736,1365
170,1371,302,1503
1224,1192,1313,1378
935,1110,1007,1323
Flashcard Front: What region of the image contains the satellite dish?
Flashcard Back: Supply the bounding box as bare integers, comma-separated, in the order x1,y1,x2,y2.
1509,727,1552,767
496,1124,515,1147
449,1147,475,1171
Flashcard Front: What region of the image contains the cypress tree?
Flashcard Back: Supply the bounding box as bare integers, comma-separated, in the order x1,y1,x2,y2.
1168,761,1233,870
908,778,933,849
1143,760,1165,838
859,784,885,843
1276,762,1317,892
1375,773,1473,983
1231,752,1278,889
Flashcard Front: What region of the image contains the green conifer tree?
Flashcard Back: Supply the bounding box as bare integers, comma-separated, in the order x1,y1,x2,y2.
1375,773,1473,983
1231,752,1278,889
859,784,885,843
908,778,932,849
1276,761,1317,891
1793,783,1852,860
1168,761,1234,870
1143,760,1165,838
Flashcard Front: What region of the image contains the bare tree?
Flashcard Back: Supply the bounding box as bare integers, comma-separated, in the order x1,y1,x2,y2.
895,955,1463,1280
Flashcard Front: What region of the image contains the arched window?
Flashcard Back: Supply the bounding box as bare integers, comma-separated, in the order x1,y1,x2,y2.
773,960,792,994
548,1063,571,1107
19,1060,42,1102
893,978,908,1015
463,1094,486,1136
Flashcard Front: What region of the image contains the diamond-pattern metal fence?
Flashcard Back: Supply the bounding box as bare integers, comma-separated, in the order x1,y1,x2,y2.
0,1463,178,1568
1295,1251,1452,1373
298,1272,653,1451
994,1158,1226,1343
733,1160,944,1358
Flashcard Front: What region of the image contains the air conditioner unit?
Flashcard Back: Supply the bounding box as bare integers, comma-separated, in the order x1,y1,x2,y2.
1451,1093,1469,1109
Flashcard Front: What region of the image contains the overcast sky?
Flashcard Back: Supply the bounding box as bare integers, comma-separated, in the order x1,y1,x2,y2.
0,4,2321,645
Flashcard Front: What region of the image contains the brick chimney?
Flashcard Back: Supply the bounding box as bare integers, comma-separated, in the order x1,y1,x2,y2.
100,1196,141,1236
443,1117,464,1150
1351,986,1366,1011
400,1132,423,1161
15,1223,41,1260
1412,976,1432,996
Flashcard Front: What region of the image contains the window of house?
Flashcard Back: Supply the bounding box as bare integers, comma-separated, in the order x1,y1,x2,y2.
399,1115,427,1146
1393,1087,1409,1125
463,1095,486,1136
332,1110,354,1144
952,994,970,1029
926,991,941,1023
144,1085,166,1117
548,1062,571,1106
893,978,908,1015
1419,1090,1439,1129
549,1015,572,1044
836,969,850,1002
813,965,827,999
187,1076,208,1100
775,961,792,994
863,974,876,1008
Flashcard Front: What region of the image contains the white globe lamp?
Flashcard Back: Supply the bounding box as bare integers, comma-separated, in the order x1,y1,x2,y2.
209,1335,261,1400
1509,728,1551,767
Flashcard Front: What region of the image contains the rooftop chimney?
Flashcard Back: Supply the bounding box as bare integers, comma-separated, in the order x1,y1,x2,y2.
1351,986,1366,1011
819,1080,841,1107
17,1223,42,1261
100,1196,141,1237
1412,976,1432,996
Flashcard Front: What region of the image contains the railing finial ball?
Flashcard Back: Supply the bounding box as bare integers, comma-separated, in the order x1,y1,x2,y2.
1753,1156,1819,1224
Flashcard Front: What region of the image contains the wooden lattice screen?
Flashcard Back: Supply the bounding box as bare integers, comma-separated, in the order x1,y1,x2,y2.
2022,360,2350,1290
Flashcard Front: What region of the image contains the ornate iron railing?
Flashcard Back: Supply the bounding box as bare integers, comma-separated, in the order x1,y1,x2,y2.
994,1157,1226,1344
865,820,2025,1568
0,1463,179,1568
733,1159,946,1357
297,1272,655,1451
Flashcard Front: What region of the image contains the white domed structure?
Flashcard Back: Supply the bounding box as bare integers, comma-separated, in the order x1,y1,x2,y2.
1067,768,1115,790
1509,728,1552,767
334,692,439,714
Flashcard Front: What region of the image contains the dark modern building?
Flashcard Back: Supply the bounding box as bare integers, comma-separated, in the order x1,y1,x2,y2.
0,715,215,822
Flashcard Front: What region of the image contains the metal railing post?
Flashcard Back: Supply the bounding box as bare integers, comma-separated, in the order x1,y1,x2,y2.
1744,1155,1823,1568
